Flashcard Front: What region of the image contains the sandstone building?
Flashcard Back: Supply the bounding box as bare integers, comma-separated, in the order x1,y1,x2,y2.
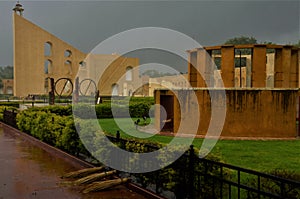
155,44,300,138
13,5,139,97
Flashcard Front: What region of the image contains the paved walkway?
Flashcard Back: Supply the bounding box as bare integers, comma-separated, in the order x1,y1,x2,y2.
0,126,146,199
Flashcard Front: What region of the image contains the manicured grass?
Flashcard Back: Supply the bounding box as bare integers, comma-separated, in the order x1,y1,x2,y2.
212,140,300,174
98,118,300,174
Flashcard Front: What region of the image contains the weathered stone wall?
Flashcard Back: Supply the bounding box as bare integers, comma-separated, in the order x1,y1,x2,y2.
13,13,139,97
13,13,86,97
156,89,298,138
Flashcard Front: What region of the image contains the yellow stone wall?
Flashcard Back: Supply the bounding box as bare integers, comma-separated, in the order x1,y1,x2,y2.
13,13,139,97
156,89,298,138
13,13,86,97
156,44,300,138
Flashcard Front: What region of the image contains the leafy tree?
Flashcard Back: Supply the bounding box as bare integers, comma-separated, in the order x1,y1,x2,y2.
224,36,257,55
0,66,13,88
0,66,13,79
262,41,276,53
293,40,300,47
142,69,176,78
224,36,257,45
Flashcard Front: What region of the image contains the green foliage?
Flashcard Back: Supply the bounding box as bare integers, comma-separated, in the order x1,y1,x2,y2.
28,105,72,116
74,100,154,119
224,36,257,45
56,117,87,156
142,70,177,78
16,108,87,156
224,36,257,55
95,103,113,118
247,169,300,198
0,102,19,108
129,102,152,118
0,66,13,88
293,40,300,48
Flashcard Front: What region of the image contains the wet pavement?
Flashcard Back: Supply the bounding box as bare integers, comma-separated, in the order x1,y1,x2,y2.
0,126,147,199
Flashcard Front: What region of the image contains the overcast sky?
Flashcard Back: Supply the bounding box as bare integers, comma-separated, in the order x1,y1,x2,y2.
0,1,299,71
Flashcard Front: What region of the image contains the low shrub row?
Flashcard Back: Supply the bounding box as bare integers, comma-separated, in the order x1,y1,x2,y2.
0,101,20,108
16,109,88,156
25,101,154,119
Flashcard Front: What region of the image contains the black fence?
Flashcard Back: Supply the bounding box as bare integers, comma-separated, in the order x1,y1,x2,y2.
3,109,17,128
108,134,300,199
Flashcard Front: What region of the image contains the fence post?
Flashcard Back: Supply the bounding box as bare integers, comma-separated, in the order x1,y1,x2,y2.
189,145,195,199
49,78,55,105
116,130,120,142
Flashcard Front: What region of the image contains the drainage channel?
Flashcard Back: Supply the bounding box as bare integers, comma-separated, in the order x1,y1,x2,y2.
0,123,163,199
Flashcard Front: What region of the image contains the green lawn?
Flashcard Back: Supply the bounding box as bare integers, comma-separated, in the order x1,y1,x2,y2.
98,118,300,174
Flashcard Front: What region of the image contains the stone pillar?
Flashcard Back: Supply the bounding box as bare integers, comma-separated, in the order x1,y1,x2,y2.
290,48,299,88
274,46,292,88
196,48,212,87
252,45,267,87
221,45,235,87
154,90,161,131
188,51,198,87
274,48,283,88
205,50,214,87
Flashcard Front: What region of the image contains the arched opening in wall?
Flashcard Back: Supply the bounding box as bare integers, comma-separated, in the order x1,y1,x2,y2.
112,83,119,96
126,66,133,81
44,59,52,74
44,42,52,56
6,86,13,95
64,50,72,57
65,60,72,74
79,61,86,68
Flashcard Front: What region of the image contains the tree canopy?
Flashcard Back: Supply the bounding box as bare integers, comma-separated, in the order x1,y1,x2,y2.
293,40,300,48
0,66,13,88
141,70,177,78
224,36,257,45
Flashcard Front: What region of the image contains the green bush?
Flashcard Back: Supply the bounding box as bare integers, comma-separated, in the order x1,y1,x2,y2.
16,109,87,156
0,102,20,108
28,105,72,116
74,101,154,119
247,169,300,198
95,104,113,118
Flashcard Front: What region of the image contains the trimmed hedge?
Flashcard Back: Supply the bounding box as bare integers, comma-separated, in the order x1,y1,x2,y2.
16,109,88,156
26,105,72,116
19,97,154,119
0,102,20,108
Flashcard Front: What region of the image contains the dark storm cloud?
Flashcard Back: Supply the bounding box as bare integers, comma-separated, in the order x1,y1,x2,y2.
0,1,299,66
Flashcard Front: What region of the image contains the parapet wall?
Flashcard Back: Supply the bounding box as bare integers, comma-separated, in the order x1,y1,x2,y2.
155,89,299,138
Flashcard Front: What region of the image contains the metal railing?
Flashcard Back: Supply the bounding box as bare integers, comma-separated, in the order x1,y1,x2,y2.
108,134,300,199
3,109,17,128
